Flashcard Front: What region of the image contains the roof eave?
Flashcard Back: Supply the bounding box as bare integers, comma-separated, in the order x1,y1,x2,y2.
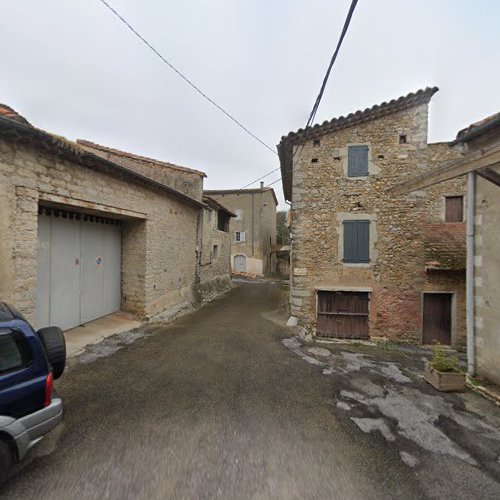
0,117,204,209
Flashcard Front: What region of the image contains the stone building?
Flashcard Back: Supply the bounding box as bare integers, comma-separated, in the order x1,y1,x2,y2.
392,111,500,384
204,186,278,275
0,104,232,332
278,88,467,346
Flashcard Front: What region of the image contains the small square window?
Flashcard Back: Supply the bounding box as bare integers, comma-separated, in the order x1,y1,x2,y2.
445,196,464,222
311,158,318,163
313,139,321,147
399,134,407,144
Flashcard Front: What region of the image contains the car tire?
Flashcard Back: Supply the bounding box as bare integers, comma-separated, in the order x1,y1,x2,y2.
0,439,12,486
37,326,66,380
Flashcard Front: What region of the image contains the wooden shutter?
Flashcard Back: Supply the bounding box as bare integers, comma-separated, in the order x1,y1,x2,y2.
348,145,369,177
240,231,246,242
343,220,370,263
445,196,463,222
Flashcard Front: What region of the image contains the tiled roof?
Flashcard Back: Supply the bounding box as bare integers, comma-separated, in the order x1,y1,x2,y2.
424,223,466,271
278,87,439,201
204,188,278,206
454,111,500,144
0,115,203,209
203,195,236,217
0,103,31,126
77,140,207,177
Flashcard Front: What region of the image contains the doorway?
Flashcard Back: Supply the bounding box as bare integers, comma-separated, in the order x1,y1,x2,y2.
422,293,453,345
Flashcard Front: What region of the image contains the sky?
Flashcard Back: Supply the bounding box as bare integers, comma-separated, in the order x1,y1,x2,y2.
1,0,499,209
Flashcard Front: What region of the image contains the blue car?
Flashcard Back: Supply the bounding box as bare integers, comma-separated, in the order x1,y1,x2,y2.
0,302,66,486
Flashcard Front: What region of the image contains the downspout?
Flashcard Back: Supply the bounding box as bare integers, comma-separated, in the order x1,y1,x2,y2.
466,171,475,376
251,193,255,257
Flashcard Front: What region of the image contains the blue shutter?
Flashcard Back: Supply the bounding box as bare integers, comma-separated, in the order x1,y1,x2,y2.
343,220,370,263
348,145,369,177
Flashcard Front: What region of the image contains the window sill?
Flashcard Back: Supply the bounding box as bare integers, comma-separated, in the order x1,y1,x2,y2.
341,262,371,268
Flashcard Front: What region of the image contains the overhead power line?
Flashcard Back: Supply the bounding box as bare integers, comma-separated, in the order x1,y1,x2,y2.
259,0,360,192
97,0,277,156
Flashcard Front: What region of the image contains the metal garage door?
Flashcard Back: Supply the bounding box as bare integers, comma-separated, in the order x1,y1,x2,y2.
36,209,122,331
317,291,369,339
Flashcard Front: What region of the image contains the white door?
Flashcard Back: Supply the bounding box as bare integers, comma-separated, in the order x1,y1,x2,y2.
234,255,246,273
36,210,122,330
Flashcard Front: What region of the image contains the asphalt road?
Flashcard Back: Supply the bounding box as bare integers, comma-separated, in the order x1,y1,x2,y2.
2,281,499,499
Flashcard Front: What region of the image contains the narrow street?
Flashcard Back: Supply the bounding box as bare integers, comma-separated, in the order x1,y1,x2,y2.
2,281,500,499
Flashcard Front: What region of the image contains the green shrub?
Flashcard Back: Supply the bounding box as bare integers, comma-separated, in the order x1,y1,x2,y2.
430,344,460,373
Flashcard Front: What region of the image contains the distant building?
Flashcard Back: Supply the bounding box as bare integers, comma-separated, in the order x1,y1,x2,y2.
204,185,278,275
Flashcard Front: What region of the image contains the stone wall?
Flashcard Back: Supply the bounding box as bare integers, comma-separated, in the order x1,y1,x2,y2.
0,137,201,326
197,207,232,302
289,102,465,344
79,141,204,201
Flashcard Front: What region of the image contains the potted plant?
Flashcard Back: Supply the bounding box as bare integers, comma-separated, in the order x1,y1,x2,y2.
424,344,466,392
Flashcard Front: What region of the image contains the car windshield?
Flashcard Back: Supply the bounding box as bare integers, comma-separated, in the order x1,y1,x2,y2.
0,302,15,322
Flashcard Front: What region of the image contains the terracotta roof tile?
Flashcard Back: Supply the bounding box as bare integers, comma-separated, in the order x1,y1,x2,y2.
77,139,207,177
278,87,439,201
424,223,466,271
0,103,31,126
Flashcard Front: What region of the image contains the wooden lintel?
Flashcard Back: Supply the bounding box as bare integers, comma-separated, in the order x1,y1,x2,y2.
477,167,500,188
389,144,500,195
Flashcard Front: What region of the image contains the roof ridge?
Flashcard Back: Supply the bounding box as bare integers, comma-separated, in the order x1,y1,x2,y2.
280,87,439,143
77,139,206,177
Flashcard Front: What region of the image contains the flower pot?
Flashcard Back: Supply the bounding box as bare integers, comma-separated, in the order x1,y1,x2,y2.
424,361,466,392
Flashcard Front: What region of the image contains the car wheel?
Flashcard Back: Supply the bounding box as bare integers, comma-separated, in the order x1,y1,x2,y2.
0,439,12,486
37,326,66,379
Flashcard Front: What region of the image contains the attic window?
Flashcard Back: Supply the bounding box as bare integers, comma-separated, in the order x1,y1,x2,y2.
313,139,321,147
311,158,318,163
399,134,407,144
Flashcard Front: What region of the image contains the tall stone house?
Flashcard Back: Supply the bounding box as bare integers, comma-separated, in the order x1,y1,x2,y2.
392,111,500,384
278,88,467,346
0,104,233,332
204,186,278,275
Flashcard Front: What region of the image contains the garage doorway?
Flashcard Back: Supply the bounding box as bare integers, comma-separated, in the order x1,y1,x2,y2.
317,291,369,339
422,293,452,345
36,208,122,331
234,255,246,273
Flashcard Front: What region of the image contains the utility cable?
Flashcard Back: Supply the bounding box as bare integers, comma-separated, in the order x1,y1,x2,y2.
97,0,277,156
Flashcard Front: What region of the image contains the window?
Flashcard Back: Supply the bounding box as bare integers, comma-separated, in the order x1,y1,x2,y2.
347,145,369,177
213,245,219,261
235,210,242,221
0,330,32,374
445,196,464,222
235,231,246,242
343,220,370,263
313,139,321,147
399,134,407,144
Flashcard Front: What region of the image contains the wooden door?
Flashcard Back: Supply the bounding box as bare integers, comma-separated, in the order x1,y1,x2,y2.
317,291,369,338
422,293,452,345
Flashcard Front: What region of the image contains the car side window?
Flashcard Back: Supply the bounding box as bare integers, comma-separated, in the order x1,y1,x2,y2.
0,329,32,374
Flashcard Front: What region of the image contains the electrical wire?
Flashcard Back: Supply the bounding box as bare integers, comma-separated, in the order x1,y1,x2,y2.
264,0,360,191
97,0,277,156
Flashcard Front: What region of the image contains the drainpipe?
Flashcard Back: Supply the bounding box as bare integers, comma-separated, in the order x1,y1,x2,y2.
466,171,475,376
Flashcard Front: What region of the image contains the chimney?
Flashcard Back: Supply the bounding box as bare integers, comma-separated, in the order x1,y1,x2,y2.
260,181,264,189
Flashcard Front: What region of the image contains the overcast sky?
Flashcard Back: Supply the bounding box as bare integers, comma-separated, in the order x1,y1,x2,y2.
1,0,499,208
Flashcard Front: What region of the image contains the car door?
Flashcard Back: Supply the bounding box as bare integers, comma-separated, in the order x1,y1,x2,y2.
0,328,45,418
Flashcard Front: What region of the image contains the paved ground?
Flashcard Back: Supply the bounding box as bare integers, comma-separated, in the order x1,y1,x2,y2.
2,281,500,499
